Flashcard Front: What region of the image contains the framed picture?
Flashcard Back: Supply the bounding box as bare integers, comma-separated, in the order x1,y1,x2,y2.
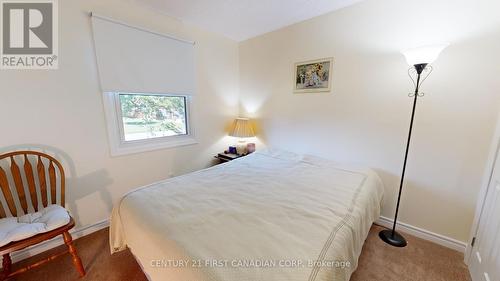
293,58,333,93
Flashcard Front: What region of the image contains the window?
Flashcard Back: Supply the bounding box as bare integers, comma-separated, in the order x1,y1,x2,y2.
91,14,197,156
102,92,197,156
118,94,188,141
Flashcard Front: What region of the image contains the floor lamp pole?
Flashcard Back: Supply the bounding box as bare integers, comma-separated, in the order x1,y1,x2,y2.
379,63,426,247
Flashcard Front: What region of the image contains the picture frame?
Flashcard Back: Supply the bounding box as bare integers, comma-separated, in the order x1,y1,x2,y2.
293,57,333,93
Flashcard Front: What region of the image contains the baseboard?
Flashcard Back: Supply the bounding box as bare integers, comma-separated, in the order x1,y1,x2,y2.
9,219,110,264
375,216,467,253
6,216,466,264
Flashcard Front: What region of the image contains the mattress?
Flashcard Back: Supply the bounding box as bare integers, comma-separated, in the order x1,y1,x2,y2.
110,149,384,281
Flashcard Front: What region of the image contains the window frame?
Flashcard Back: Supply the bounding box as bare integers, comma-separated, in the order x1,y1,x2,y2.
102,91,197,156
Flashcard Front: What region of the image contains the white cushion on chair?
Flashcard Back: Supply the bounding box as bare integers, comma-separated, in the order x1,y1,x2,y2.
0,205,70,247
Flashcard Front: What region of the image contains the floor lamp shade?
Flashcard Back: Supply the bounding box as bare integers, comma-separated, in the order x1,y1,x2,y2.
402,44,449,66
229,118,255,138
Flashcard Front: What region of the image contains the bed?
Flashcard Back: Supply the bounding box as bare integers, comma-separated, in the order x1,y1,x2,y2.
110,149,384,281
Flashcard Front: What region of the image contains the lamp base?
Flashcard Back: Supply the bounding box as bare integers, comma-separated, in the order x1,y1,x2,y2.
379,229,407,247
235,140,247,155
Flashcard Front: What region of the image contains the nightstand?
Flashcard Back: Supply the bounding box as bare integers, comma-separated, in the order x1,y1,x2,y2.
214,153,242,163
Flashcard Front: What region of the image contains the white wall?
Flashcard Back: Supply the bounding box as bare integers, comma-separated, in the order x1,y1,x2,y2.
239,0,500,242
0,0,239,228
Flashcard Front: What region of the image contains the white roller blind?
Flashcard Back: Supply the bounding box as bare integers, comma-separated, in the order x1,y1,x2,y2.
91,14,196,95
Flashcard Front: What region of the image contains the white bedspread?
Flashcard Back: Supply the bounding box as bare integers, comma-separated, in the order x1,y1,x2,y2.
110,149,384,281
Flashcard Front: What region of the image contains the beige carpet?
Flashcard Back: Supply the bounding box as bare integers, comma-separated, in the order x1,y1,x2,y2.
10,225,470,281
350,225,471,281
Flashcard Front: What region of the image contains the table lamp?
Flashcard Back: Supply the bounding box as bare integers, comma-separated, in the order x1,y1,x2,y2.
229,118,256,155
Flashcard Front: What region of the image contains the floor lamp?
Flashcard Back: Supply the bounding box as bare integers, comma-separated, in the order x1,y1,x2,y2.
379,44,449,247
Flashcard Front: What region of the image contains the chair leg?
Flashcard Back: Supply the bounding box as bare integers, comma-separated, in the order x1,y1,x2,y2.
62,231,85,277
1,253,11,280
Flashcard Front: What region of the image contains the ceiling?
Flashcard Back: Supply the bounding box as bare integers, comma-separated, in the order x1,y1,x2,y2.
135,0,365,41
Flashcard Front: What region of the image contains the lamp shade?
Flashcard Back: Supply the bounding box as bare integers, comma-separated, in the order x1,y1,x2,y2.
402,44,449,66
229,118,255,138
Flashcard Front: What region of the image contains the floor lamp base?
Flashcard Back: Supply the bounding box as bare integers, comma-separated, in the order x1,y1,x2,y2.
379,229,407,247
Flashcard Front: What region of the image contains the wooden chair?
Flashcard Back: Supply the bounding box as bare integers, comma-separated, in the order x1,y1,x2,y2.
0,151,85,279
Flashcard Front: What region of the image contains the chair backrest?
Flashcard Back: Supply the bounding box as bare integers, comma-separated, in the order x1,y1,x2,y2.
0,151,65,218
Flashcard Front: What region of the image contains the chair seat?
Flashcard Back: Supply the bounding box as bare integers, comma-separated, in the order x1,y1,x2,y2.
0,205,71,249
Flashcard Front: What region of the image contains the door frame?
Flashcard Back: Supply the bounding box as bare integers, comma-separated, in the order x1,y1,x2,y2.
465,112,500,265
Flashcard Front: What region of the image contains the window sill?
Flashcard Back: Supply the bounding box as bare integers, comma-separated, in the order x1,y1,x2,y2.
110,136,198,157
